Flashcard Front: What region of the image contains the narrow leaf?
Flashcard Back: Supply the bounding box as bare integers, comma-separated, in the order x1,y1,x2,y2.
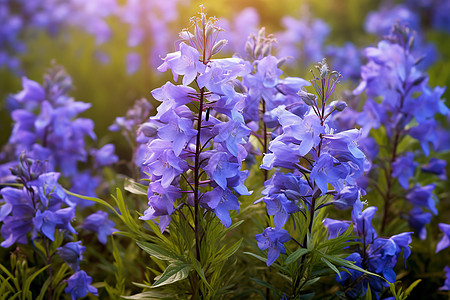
215,238,242,262
136,241,180,262
321,257,341,279
192,259,212,290
124,178,148,195
152,262,192,288
285,248,310,265
23,264,50,297
404,279,421,297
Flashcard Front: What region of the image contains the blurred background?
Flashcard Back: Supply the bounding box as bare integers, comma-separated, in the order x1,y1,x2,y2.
1,0,449,160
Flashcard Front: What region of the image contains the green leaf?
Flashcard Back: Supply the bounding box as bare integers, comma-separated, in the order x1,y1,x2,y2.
191,259,212,290
285,248,310,265
320,254,381,279
23,264,50,299
65,190,120,218
320,257,341,280
250,277,278,290
404,279,421,298
136,241,181,262
364,284,372,300
121,290,177,299
124,178,148,195
151,262,192,288
301,277,321,289
0,264,19,291
215,238,242,262
316,225,355,250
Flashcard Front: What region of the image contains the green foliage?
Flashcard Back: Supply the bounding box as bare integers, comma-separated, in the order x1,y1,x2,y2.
0,255,50,300
69,183,247,299
389,279,422,300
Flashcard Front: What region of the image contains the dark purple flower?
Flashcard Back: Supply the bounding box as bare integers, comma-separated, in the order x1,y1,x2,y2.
409,207,432,240
310,154,349,195
421,158,447,179
440,266,450,291
406,184,438,215
81,211,116,244
64,270,98,300
203,187,240,228
322,218,351,239
58,241,85,271
255,227,290,266
351,200,377,244
436,223,450,253
91,144,118,168
392,152,417,189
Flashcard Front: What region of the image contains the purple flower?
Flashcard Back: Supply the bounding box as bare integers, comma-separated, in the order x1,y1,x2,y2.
409,207,432,240
33,207,76,241
257,173,307,228
140,181,181,233
81,211,116,244
255,227,290,266
440,266,450,291
408,119,439,157
351,200,378,244
310,154,349,195
277,15,330,65
58,241,85,271
436,223,450,253
332,186,361,209
157,112,197,156
392,152,417,189
91,143,118,168
213,111,251,158
143,140,189,188
203,152,240,190
406,184,438,215
367,232,413,283
14,77,45,103
202,187,240,228
365,5,420,36
421,158,447,179
322,218,351,239
158,42,206,86
126,52,141,75
68,172,99,208
64,270,98,300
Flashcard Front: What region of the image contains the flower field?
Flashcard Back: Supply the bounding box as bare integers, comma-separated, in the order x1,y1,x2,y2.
0,0,449,299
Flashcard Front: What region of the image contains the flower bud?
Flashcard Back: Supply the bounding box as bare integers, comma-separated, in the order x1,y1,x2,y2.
298,89,317,106
139,122,158,138
211,39,227,56
254,44,263,59
277,57,287,68
334,101,347,111
262,43,271,57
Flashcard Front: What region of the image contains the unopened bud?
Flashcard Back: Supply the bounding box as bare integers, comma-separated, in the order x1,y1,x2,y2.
139,122,158,138
258,27,266,41
205,23,214,40
211,39,227,56
298,89,317,106
277,57,287,68
262,43,271,57
334,101,347,111
245,41,253,57
254,44,263,59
